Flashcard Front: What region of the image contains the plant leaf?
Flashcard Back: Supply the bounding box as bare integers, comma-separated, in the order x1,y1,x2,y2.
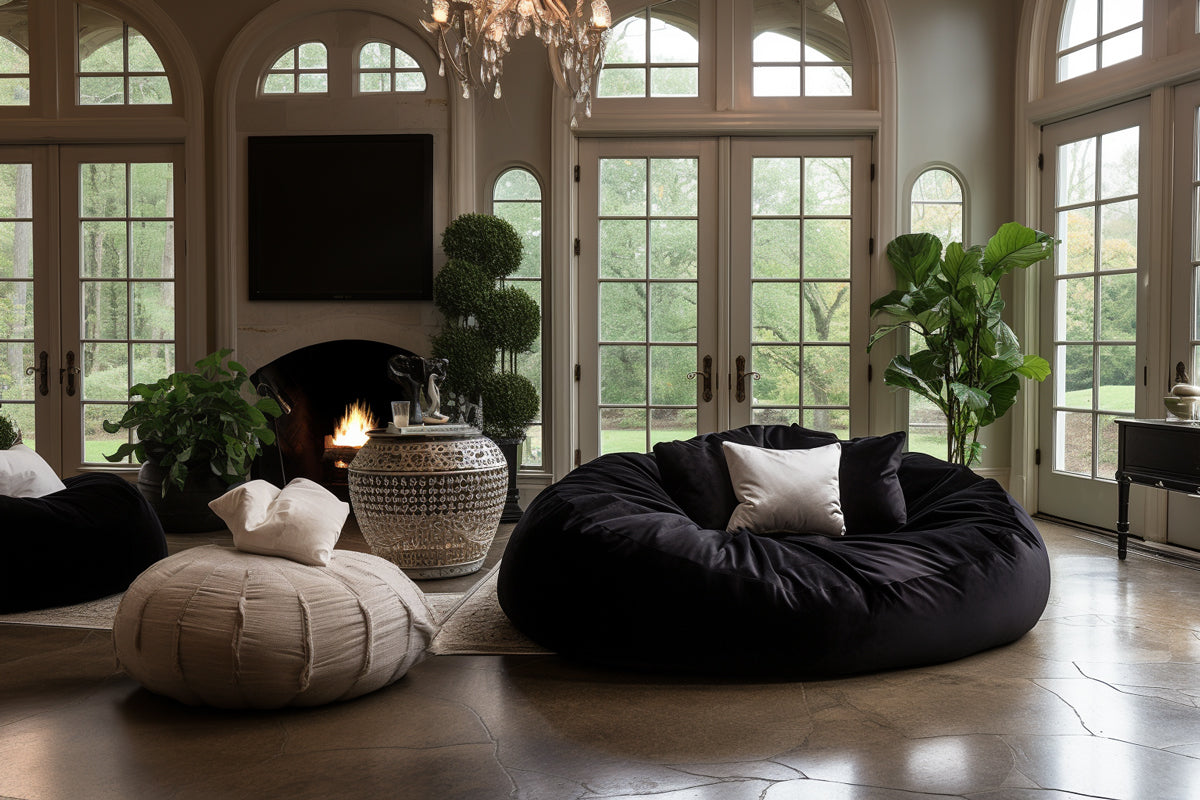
886,233,942,288
1016,354,1052,381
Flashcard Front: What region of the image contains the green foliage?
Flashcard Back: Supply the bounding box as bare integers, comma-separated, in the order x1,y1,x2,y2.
480,372,540,440
101,349,282,496
433,258,493,321
0,412,19,450
869,222,1056,466
478,286,540,355
432,214,541,441
441,213,524,280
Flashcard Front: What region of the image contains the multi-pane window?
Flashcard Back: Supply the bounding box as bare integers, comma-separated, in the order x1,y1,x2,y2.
492,169,543,468
752,0,852,97
1057,0,1143,82
910,167,964,245
80,161,175,463
358,41,425,93
0,2,29,107
599,3,699,98
77,4,171,105
1188,106,1200,380
262,43,328,94
0,163,33,445
597,156,700,453
749,156,852,435
1051,126,1138,479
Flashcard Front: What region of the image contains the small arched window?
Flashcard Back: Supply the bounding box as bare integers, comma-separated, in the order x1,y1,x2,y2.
598,4,699,98
262,42,328,94
909,166,965,246
357,41,426,93
1056,0,1142,82
752,0,852,97
77,3,171,105
0,2,29,106
492,168,544,469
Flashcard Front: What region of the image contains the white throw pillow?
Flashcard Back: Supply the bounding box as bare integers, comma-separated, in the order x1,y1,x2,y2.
208,478,348,566
0,444,67,498
723,441,845,536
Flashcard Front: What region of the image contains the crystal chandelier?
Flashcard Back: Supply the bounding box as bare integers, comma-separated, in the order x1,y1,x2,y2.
422,0,612,118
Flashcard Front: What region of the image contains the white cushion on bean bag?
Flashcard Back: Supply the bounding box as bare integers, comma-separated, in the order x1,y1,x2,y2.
113,545,436,708
0,444,66,498
723,440,845,536
208,478,348,566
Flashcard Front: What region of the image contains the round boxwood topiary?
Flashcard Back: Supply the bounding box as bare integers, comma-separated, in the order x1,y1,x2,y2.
430,325,496,399
480,372,539,441
0,413,20,450
433,258,493,321
478,285,540,354
441,213,523,280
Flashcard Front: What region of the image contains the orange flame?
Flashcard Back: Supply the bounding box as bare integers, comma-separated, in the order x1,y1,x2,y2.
331,400,377,448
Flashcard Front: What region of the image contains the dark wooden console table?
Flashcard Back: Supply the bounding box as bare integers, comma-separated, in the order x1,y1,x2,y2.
1115,418,1200,560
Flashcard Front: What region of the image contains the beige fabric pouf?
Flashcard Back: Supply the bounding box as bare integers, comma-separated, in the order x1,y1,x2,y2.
113,545,436,708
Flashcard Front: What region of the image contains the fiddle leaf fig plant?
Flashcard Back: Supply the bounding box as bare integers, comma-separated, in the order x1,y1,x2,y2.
868,222,1055,467
102,349,282,495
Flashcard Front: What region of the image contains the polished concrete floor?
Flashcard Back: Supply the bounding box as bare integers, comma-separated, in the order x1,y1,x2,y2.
2,520,1199,800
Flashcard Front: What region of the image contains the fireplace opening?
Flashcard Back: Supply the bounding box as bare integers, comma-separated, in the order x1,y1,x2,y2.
250,339,420,498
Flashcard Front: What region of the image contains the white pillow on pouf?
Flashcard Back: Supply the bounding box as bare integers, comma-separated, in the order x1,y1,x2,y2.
0,444,67,498
208,478,348,566
723,440,845,536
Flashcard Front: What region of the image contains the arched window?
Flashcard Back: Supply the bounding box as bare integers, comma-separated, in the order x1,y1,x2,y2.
357,41,426,93
752,0,852,97
262,42,328,94
0,2,29,106
1056,0,1142,82
77,3,171,105
598,4,699,98
909,166,965,246
492,168,545,468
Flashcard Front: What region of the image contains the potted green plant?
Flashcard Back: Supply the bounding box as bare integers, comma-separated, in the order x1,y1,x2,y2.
430,213,541,521
0,412,19,450
868,222,1055,466
102,349,282,531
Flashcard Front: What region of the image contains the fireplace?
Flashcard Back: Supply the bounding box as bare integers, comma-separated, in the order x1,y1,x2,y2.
250,339,420,498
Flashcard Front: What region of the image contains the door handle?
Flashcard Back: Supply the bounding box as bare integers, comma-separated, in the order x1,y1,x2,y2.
736,355,760,403
25,351,48,396
688,354,713,403
60,350,79,397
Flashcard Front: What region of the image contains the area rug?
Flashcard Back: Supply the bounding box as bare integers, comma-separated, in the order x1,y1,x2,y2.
0,563,550,656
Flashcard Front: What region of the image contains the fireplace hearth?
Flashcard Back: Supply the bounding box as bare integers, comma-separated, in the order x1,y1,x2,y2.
250,339,420,498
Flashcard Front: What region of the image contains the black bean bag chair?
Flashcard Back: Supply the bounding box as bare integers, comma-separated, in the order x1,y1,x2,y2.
497,425,1051,677
1,474,168,613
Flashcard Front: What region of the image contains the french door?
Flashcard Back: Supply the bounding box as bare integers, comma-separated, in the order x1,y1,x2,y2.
1038,99,1149,528
0,144,183,476
577,136,871,461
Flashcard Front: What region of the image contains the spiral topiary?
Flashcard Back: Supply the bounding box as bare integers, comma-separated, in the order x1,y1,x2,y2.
480,372,540,441
0,413,20,450
432,258,493,321
477,285,540,355
430,325,495,400
441,213,523,280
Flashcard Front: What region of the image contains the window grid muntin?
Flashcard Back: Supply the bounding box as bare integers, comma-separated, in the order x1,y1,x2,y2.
357,41,425,94
1051,129,1138,481
749,156,852,436
77,6,171,106
262,42,328,95
0,161,34,444
751,0,853,97
1055,0,1144,82
597,156,700,454
78,160,175,464
1189,106,1200,385
598,6,699,99
492,168,544,468
0,1,30,107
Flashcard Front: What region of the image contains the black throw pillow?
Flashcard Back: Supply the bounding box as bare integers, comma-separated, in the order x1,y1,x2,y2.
838,431,908,534
653,424,837,530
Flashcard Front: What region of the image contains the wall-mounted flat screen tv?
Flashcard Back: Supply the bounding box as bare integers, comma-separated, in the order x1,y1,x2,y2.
247,133,434,301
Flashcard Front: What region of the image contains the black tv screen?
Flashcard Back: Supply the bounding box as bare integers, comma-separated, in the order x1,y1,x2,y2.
247,133,434,301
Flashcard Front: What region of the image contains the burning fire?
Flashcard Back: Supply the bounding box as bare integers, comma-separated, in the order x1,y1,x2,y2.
331,400,377,448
